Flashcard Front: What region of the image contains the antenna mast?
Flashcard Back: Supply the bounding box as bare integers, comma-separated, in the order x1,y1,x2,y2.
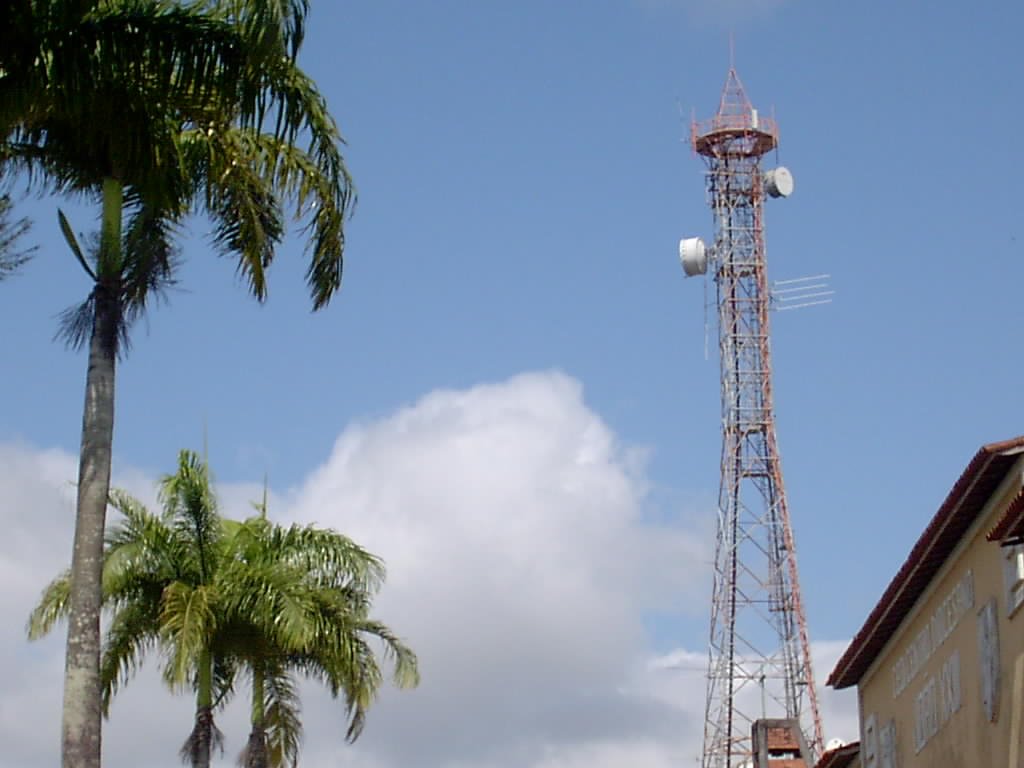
678,68,824,767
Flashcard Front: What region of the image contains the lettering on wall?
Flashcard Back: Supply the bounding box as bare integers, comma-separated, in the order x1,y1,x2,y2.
914,677,938,752
939,649,962,721
892,570,974,698
977,597,1001,722
1004,545,1024,615
913,651,962,753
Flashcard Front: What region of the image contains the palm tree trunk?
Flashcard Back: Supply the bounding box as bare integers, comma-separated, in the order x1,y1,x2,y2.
62,178,122,768
196,649,214,768
245,667,269,768
181,648,218,768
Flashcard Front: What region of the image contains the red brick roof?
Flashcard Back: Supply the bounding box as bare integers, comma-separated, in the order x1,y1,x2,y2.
827,436,1024,689
814,741,860,768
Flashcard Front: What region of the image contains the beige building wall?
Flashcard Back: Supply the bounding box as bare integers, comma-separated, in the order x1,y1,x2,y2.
855,458,1024,768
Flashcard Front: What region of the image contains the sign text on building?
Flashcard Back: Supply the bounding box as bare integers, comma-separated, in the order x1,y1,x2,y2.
892,570,974,698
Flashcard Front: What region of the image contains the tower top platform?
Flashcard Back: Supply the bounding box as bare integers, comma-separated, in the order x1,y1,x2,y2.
692,68,778,158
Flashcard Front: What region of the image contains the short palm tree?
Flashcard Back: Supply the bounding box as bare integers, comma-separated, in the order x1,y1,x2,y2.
225,510,419,768
30,451,232,768
3,4,354,766
29,452,419,768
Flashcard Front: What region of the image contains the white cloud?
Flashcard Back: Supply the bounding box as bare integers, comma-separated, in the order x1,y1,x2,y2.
814,641,861,747
0,444,78,768
0,371,856,768
279,372,704,767
531,739,685,768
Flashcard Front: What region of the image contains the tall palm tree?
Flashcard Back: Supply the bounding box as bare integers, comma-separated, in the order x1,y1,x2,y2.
3,4,354,766
29,452,419,768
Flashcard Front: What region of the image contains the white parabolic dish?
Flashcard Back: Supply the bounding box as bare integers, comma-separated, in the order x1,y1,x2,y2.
679,237,707,277
765,166,794,198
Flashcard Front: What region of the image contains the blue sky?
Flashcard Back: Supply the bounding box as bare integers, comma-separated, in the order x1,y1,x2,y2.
1,1,1023,765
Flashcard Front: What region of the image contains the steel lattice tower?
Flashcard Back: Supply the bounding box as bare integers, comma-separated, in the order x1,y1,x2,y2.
679,68,824,768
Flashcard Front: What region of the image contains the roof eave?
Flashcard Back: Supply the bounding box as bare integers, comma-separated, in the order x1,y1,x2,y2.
827,437,1024,689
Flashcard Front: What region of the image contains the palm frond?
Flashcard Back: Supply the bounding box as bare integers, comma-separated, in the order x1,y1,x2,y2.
206,0,309,61
100,599,162,715
119,200,183,326
237,662,302,768
234,508,384,593
356,618,421,690
334,634,380,743
54,290,100,352
262,667,303,768
187,60,354,309
52,264,128,359
250,64,353,310
25,569,72,640
160,582,218,688
288,600,419,742
53,200,183,357
105,488,169,545
14,6,259,197
0,142,76,199
286,609,382,743
217,555,316,650
58,208,95,279
0,195,35,279
198,128,284,300
103,490,184,591
212,652,239,710
160,450,221,583
270,522,385,594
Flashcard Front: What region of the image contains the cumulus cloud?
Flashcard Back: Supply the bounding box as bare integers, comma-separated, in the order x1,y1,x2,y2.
279,372,705,767
0,371,855,768
0,444,78,767
635,641,859,762
815,641,861,747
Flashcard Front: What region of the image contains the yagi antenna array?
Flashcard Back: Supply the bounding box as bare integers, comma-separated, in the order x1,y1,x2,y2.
771,275,834,311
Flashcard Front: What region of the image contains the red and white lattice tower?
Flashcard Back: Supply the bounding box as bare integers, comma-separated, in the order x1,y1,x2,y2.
678,68,824,768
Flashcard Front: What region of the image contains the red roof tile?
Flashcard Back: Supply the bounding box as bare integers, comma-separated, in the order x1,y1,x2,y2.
987,489,1024,544
827,436,1024,689
814,742,859,768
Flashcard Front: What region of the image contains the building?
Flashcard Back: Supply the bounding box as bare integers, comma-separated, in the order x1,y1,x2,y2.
825,436,1024,768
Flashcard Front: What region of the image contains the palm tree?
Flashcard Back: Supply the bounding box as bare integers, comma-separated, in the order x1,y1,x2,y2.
225,510,419,768
0,194,35,279
3,4,354,766
29,452,419,768
31,451,230,768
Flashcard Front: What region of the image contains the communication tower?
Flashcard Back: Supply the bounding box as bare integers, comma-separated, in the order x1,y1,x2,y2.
678,68,824,767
